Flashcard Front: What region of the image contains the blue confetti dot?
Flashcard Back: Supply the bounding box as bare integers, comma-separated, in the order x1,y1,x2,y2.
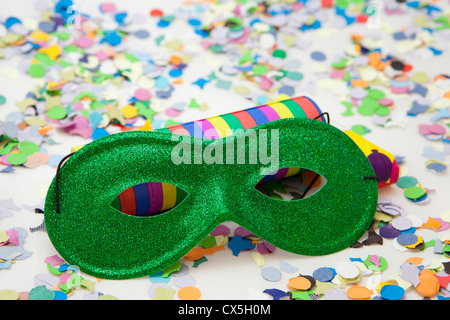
169,68,183,78
134,29,150,39
311,51,326,61
188,18,201,26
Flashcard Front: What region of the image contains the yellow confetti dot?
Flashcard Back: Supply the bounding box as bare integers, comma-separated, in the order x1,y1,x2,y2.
30,30,50,42
120,105,138,119
441,209,450,223
39,44,61,60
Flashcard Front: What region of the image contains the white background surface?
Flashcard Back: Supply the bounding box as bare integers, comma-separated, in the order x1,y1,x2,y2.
0,0,449,300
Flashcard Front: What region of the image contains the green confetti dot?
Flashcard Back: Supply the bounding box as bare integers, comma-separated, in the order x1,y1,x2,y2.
351,124,371,136
375,106,391,116
272,49,286,59
46,106,67,120
6,153,28,165
18,141,39,155
368,89,386,100
0,95,6,105
357,98,379,116
404,186,426,200
253,64,269,76
396,176,418,189
28,63,46,78
286,71,303,81
29,286,55,300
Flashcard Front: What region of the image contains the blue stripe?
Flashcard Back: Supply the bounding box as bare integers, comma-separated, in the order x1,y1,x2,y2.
134,183,150,216
246,107,269,125
183,121,204,138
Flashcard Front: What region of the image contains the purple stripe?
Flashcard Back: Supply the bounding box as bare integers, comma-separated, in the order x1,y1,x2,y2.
258,105,280,122
196,119,220,140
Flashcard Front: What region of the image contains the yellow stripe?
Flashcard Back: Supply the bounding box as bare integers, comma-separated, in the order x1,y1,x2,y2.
268,101,294,119
286,167,301,178
206,116,232,138
161,183,177,211
344,130,395,162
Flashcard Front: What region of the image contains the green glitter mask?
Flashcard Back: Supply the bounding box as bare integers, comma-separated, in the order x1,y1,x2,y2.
44,117,378,279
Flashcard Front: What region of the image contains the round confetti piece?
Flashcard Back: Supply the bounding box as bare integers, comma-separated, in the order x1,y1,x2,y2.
150,9,164,17
28,63,46,78
441,210,450,223
391,216,413,231
312,267,336,282
396,176,418,189
287,276,312,291
177,286,201,300
6,153,27,165
286,71,303,81
336,261,361,280
46,106,67,120
261,266,282,282
416,273,440,298
134,88,151,101
374,106,391,116
310,51,326,61
346,284,373,300
0,289,19,300
380,284,405,300
404,186,426,200
121,105,138,119
396,233,418,246
379,224,400,239
18,141,39,155
368,89,386,100
134,29,150,39
173,274,196,289
100,2,117,13
0,95,6,105
357,98,379,116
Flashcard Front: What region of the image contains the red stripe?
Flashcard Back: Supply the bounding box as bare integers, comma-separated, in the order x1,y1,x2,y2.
120,187,136,216
291,96,322,121
232,110,258,130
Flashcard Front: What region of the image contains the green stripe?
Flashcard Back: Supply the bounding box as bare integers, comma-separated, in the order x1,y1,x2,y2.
220,113,245,134
110,196,121,211
280,99,307,119
175,188,187,205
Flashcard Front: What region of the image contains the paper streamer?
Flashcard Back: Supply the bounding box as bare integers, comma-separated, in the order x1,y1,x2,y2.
113,96,398,216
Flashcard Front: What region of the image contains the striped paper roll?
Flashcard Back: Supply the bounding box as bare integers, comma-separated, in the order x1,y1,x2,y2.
112,96,398,216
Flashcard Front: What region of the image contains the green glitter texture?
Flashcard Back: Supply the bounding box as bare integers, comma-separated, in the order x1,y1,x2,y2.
44,118,378,280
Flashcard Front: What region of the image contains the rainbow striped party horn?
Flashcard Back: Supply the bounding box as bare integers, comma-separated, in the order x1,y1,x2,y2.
111,96,398,217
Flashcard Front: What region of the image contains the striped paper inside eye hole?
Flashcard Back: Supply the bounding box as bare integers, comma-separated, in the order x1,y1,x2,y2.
110,182,187,217
112,169,326,217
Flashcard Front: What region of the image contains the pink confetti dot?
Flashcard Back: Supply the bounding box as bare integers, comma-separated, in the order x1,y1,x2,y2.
76,36,94,49
134,88,151,101
165,108,181,117
101,2,117,13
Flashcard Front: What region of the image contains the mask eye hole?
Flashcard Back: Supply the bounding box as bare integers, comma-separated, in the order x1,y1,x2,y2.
255,167,326,201
111,182,188,217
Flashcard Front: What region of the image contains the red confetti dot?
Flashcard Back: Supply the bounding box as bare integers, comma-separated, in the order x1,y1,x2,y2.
321,0,333,7
356,14,368,23
403,64,413,72
150,9,163,17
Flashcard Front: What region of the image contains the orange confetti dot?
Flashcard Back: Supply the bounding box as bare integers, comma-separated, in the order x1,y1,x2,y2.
351,79,369,88
416,273,440,297
178,286,201,300
347,284,373,300
287,276,312,291
169,55,183,65
405,257,424,266
203,245,225,255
